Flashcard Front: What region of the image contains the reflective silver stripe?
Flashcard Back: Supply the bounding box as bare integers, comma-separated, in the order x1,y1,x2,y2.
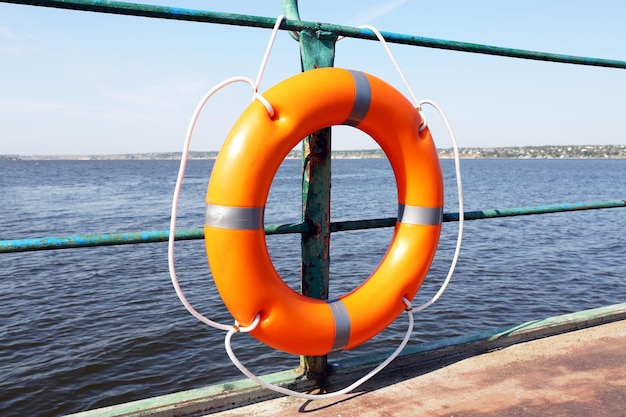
205,204,264,230
328,299,351,352
344,70,371,127
397,204,443,226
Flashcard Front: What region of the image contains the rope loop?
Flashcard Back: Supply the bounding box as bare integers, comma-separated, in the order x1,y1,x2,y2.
225,296,415,400
255,15,285,89
339,25,427,130
340,24,428,129
413,98,464,313
336,24,463,317
234,315,261,333
357,25,420,108
168,15,286,332
253,92,275,118
418,109,428,132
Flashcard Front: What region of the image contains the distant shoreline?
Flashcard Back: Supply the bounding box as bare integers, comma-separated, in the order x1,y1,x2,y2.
2,145,626,160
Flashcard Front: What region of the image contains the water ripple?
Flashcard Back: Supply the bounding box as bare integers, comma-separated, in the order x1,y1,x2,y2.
1,159,625,416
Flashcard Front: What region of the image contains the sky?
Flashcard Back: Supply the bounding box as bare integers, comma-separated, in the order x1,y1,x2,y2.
1,0,626,155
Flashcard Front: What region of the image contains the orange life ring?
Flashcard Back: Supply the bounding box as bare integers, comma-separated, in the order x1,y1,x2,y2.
205,67,443,356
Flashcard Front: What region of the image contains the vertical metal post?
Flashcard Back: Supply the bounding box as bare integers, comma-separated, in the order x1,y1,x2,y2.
281,0,337,380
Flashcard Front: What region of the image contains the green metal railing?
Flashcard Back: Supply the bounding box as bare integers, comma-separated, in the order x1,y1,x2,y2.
2,0,626,379
4,0,626,69
2,200,625,254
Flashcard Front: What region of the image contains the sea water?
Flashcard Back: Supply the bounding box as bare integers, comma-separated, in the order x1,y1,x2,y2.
1,158,625,416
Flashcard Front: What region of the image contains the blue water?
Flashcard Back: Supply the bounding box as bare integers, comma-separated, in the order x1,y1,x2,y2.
1,158,625,416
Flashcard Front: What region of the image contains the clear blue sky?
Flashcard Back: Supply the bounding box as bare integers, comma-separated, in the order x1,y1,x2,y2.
1,0,626,155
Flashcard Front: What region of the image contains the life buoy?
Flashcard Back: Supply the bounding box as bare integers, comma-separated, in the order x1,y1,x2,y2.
205,67,443,356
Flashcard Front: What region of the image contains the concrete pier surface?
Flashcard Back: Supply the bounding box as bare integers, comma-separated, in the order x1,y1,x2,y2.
211,320,626,417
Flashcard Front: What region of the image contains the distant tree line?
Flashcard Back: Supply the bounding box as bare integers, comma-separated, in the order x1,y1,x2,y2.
3,145,626,160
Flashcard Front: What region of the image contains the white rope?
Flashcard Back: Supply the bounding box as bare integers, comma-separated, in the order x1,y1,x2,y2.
225,298,415,400
356,25,420,108
344,24,464,310
339,25,427,129
414,99,464,313
255,15,286,91
168,76,258,332
167,17,284,331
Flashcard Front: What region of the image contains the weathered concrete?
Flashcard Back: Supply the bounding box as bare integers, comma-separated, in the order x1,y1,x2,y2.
210,320,626,416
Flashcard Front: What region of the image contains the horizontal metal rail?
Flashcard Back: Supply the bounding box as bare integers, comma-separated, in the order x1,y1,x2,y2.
3,0,626,69
2,200,624,253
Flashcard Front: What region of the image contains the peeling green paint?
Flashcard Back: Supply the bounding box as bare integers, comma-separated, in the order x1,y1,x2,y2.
292,5,338,379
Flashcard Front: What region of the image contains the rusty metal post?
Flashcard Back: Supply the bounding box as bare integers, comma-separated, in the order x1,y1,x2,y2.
281,0,337,380
298,31,336,380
